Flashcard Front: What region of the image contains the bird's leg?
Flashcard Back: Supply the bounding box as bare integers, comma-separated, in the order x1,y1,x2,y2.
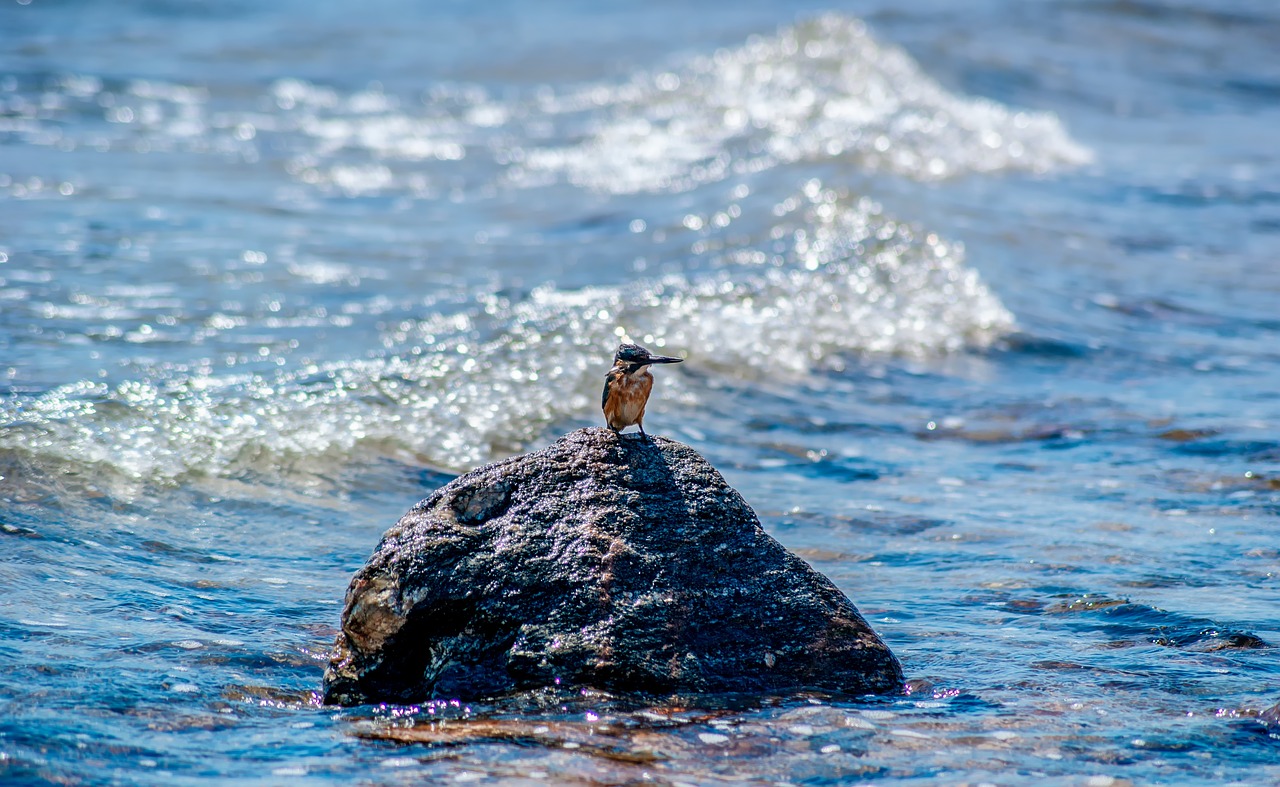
637,421,649,441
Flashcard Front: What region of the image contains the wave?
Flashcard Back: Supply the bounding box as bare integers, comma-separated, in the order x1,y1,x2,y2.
518,14,1093,192
0,183,1013,484
9,15,1091,199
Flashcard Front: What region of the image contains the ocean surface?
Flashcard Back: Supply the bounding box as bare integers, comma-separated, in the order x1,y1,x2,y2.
2,0,1279,783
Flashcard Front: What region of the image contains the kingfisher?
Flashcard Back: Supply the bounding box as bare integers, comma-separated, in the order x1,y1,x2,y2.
602,342,683,439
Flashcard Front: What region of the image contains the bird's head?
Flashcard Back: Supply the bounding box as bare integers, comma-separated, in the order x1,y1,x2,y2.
614,342,683,371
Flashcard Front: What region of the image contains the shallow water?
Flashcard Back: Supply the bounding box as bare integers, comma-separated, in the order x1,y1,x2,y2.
2,0,1279,784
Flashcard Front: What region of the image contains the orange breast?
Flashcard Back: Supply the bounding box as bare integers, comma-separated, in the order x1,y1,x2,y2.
604,369,653,429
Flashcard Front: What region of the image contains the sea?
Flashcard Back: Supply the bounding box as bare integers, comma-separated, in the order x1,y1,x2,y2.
2,0,1279,784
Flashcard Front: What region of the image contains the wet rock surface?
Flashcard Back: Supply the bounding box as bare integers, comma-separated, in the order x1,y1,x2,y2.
1260,701,1280,728
323,428,902,705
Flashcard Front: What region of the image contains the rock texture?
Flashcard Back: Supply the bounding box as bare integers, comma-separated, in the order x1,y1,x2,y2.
323,428,903,705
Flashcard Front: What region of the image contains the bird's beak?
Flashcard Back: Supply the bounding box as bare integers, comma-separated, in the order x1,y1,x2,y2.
646,355,683,365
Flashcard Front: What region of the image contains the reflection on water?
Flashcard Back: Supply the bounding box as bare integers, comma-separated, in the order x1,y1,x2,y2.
1,180,1013,480
2,0,1279,784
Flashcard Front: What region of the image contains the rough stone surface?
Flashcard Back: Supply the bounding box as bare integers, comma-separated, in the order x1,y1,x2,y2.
323,428,903,705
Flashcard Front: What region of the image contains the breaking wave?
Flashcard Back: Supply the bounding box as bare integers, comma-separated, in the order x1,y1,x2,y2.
6,15,1091,199
510,14,1093,192
0,182,1012,484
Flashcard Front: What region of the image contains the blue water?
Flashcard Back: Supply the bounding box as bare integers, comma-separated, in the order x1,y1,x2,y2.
3,0,1279,783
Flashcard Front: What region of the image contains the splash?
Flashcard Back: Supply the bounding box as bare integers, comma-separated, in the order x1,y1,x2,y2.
522,14,1093,193
7,15,1091,200
0,183,1012,486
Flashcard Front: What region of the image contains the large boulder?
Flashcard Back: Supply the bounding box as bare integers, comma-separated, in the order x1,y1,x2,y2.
323,428,903,705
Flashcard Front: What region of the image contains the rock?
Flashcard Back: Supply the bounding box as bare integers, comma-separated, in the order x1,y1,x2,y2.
322,428,903,705
1260,701,1280,727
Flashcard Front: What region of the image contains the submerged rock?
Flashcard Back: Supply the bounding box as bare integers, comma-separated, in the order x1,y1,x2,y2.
1260,701,1280,728
323,428,902,705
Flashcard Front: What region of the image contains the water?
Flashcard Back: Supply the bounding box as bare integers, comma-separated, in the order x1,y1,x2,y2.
2,0,1279,783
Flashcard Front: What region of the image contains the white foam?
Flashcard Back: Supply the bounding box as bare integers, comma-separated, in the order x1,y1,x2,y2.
0,182,1012,483
522,15,1093,193
18,16,1089,202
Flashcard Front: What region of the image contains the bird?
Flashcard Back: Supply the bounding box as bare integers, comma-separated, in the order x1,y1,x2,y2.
602,342,683,439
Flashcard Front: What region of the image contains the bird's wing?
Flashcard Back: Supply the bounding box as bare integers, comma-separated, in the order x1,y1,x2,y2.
602,369,619,411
